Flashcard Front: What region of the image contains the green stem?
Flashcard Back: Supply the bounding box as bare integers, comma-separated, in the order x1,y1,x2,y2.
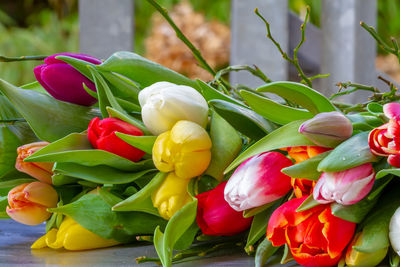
214,65,271,84
0,118,26,124
0,55,47,62
145,0,216,76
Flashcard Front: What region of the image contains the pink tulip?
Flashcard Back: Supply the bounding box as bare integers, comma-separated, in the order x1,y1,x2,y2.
313,163,375,205
224,152,293,211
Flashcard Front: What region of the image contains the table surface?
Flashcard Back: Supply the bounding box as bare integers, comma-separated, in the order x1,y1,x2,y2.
0,219,297,267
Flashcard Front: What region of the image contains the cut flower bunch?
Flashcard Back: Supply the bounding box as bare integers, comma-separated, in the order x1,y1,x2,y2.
2,2,400,267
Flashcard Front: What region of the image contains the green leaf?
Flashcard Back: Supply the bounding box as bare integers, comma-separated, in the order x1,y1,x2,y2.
25,133,149,171
153,200,198,267
243,202,275,218
54,162,155,184
52,173,78,186
0,126,22,178
98,187,123,206
107,107,150,135
257,81,336,114
376,168,400,179
89,66,125,118
331,194,379,223
56,55,96,80
367,103,383,115
112,172,167,216
205,111,242,181
0,178,35,188
318,132,378,172
20,81,48,94
97,52,197,88
115,133,156,155
0,196,9,219
99,70,140,103
255,238,280,267
209,99,276,140
196,80,245,107
225,120,316,174
353,187,400,253
240,90,314,125
282,151,330,180
174,222,199,250
296,194,320,212
45,213,57,232
49,193,166,243
0,78,100,142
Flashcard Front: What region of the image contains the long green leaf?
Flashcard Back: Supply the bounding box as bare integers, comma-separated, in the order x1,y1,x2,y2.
53,162,155,184
56,55,96,80
25,133,148,171
97,52,197,88
107,107,150,135
318,132,378,172
0,78,99,142
99,70,140,103
196,80,245,107
257,81,336,114
115,133,156,155
225,120,316,174
282,151,330,180
241,90,313,124
0,126,22,178
209,99,276,140
205,111,242,181
255,238,280,267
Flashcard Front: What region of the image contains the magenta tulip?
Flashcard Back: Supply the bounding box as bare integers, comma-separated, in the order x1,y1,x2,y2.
224,152,293,211
34,53,101,106
313,163,375,205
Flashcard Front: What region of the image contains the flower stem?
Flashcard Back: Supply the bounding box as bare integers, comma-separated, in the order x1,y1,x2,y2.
0,55,47,62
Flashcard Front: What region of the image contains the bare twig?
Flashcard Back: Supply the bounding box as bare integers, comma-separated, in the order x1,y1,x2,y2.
330,82,378,100
213,65,271,84
0,55,47,62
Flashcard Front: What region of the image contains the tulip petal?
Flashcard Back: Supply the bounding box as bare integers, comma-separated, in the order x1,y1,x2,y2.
24,182,58,208
6,205,51,225
384,103,400,120
45,53,102,65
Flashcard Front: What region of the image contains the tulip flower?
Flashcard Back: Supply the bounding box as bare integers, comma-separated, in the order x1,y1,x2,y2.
369,103,400,167
299,111,353,147
313,163,375,205
6,182,58,225
87,117,145,162
345,232,388,267
267,197,356,267
390,206,400,256
152,120,212,179
281,146,331,198
196,182,252,236
15,142,53,184
224,152,293,211
31,216,119,250
151,172,192,220
139,81,209,135
34,53,101,106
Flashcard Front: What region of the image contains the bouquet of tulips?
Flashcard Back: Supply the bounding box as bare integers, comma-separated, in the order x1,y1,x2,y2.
2,3,400,267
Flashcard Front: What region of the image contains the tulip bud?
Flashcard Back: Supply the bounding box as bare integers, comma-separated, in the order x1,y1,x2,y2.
299,111,353,147
390,207,400,256
6,182,58,225
224,152,293,211
345,232,388,267
139,82,209,135
31,216,119,250
151,172,192,220
152,120,212,179
16,142,53,184
34,53,101,106
87,117,145,162
196,182,252,236
313,163,375,205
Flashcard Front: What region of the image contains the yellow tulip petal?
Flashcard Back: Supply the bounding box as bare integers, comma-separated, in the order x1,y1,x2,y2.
46,228,64,249
170,121,212,151
175,150,211,178
31,234,48,249
63,224,119,250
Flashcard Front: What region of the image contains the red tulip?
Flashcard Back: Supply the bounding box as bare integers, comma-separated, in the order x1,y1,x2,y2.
224,152,293,211
369,103,400,167
34,53,101,106
196,182,252,236
267,197,356,267
87,117,145,162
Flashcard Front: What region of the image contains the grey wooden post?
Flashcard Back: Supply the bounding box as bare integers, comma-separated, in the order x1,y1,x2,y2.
321,0,377,103
230,0,288,88
79,0,134,60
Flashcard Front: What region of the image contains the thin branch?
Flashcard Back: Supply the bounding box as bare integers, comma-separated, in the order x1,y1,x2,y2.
145,0,216,76
0,118,26,124
213,65,271,84
330,82,378,100
0,55,47,62
308,73,330,81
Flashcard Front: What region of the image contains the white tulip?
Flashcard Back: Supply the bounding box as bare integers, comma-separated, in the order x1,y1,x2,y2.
390,207,400,256
139,82,209,135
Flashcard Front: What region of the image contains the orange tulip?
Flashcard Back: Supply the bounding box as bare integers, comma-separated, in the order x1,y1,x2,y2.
15,142,54,184
282,146,331,198
6,182,58,225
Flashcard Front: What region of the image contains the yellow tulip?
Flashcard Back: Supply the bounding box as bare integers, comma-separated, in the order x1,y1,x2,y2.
7,182,58,225
345,232,388,267
153,120,212,179
31,216,119,250
152,172,192,220
15,142,53,184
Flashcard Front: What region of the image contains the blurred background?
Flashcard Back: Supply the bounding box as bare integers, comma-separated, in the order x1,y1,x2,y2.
0,0,399,86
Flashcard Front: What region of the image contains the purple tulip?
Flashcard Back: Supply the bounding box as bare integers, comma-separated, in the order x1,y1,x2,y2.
34,53,101,106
